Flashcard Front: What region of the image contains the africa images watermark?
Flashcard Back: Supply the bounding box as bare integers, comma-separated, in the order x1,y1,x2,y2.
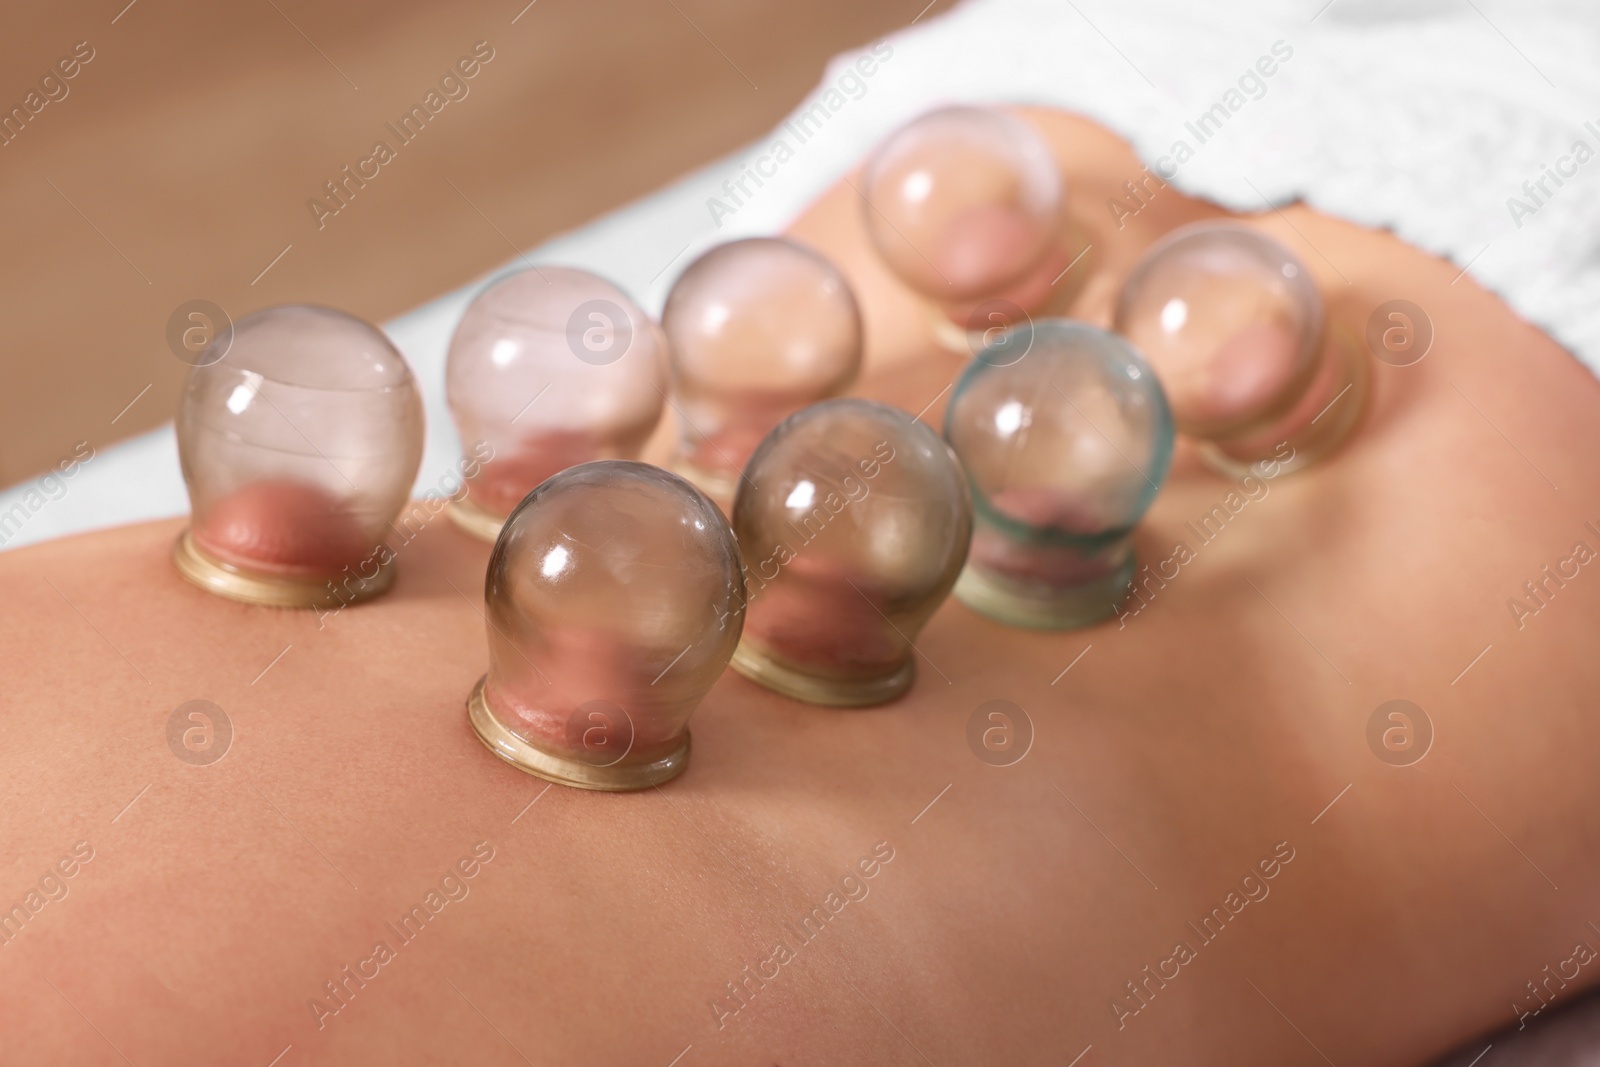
1110,840,1297,1030
1505,120,1600,229
705,40,895,228
167,700,234,766
1113,443,1295,628
307,841,497,1030
708,840,897,1029
1367,700,1432,767
967,699,1035,767
0,841,96,950
720,438,898,627
0,441,97,549
0,40,96,149
315,442,497,627
307,41,497,230
1513,927,1600,1031
1504,519,1600,632
1107,39,1295,230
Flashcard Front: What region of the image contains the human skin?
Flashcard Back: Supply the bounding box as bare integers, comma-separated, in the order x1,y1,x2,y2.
2,109,1598,1065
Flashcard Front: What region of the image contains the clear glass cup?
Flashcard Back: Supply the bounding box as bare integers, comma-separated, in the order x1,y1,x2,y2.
661,237,862,504
174,304,425,608
729,397,972,706
1114,221,1367,477
446,266,667,541
944,320,1173,629
861,105,1081,352
468,461,744,790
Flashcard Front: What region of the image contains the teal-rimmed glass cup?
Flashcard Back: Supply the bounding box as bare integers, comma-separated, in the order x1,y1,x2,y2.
944,320,1173,629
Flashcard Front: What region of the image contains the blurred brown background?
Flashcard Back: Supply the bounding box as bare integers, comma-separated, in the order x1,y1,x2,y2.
0,0,922,487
